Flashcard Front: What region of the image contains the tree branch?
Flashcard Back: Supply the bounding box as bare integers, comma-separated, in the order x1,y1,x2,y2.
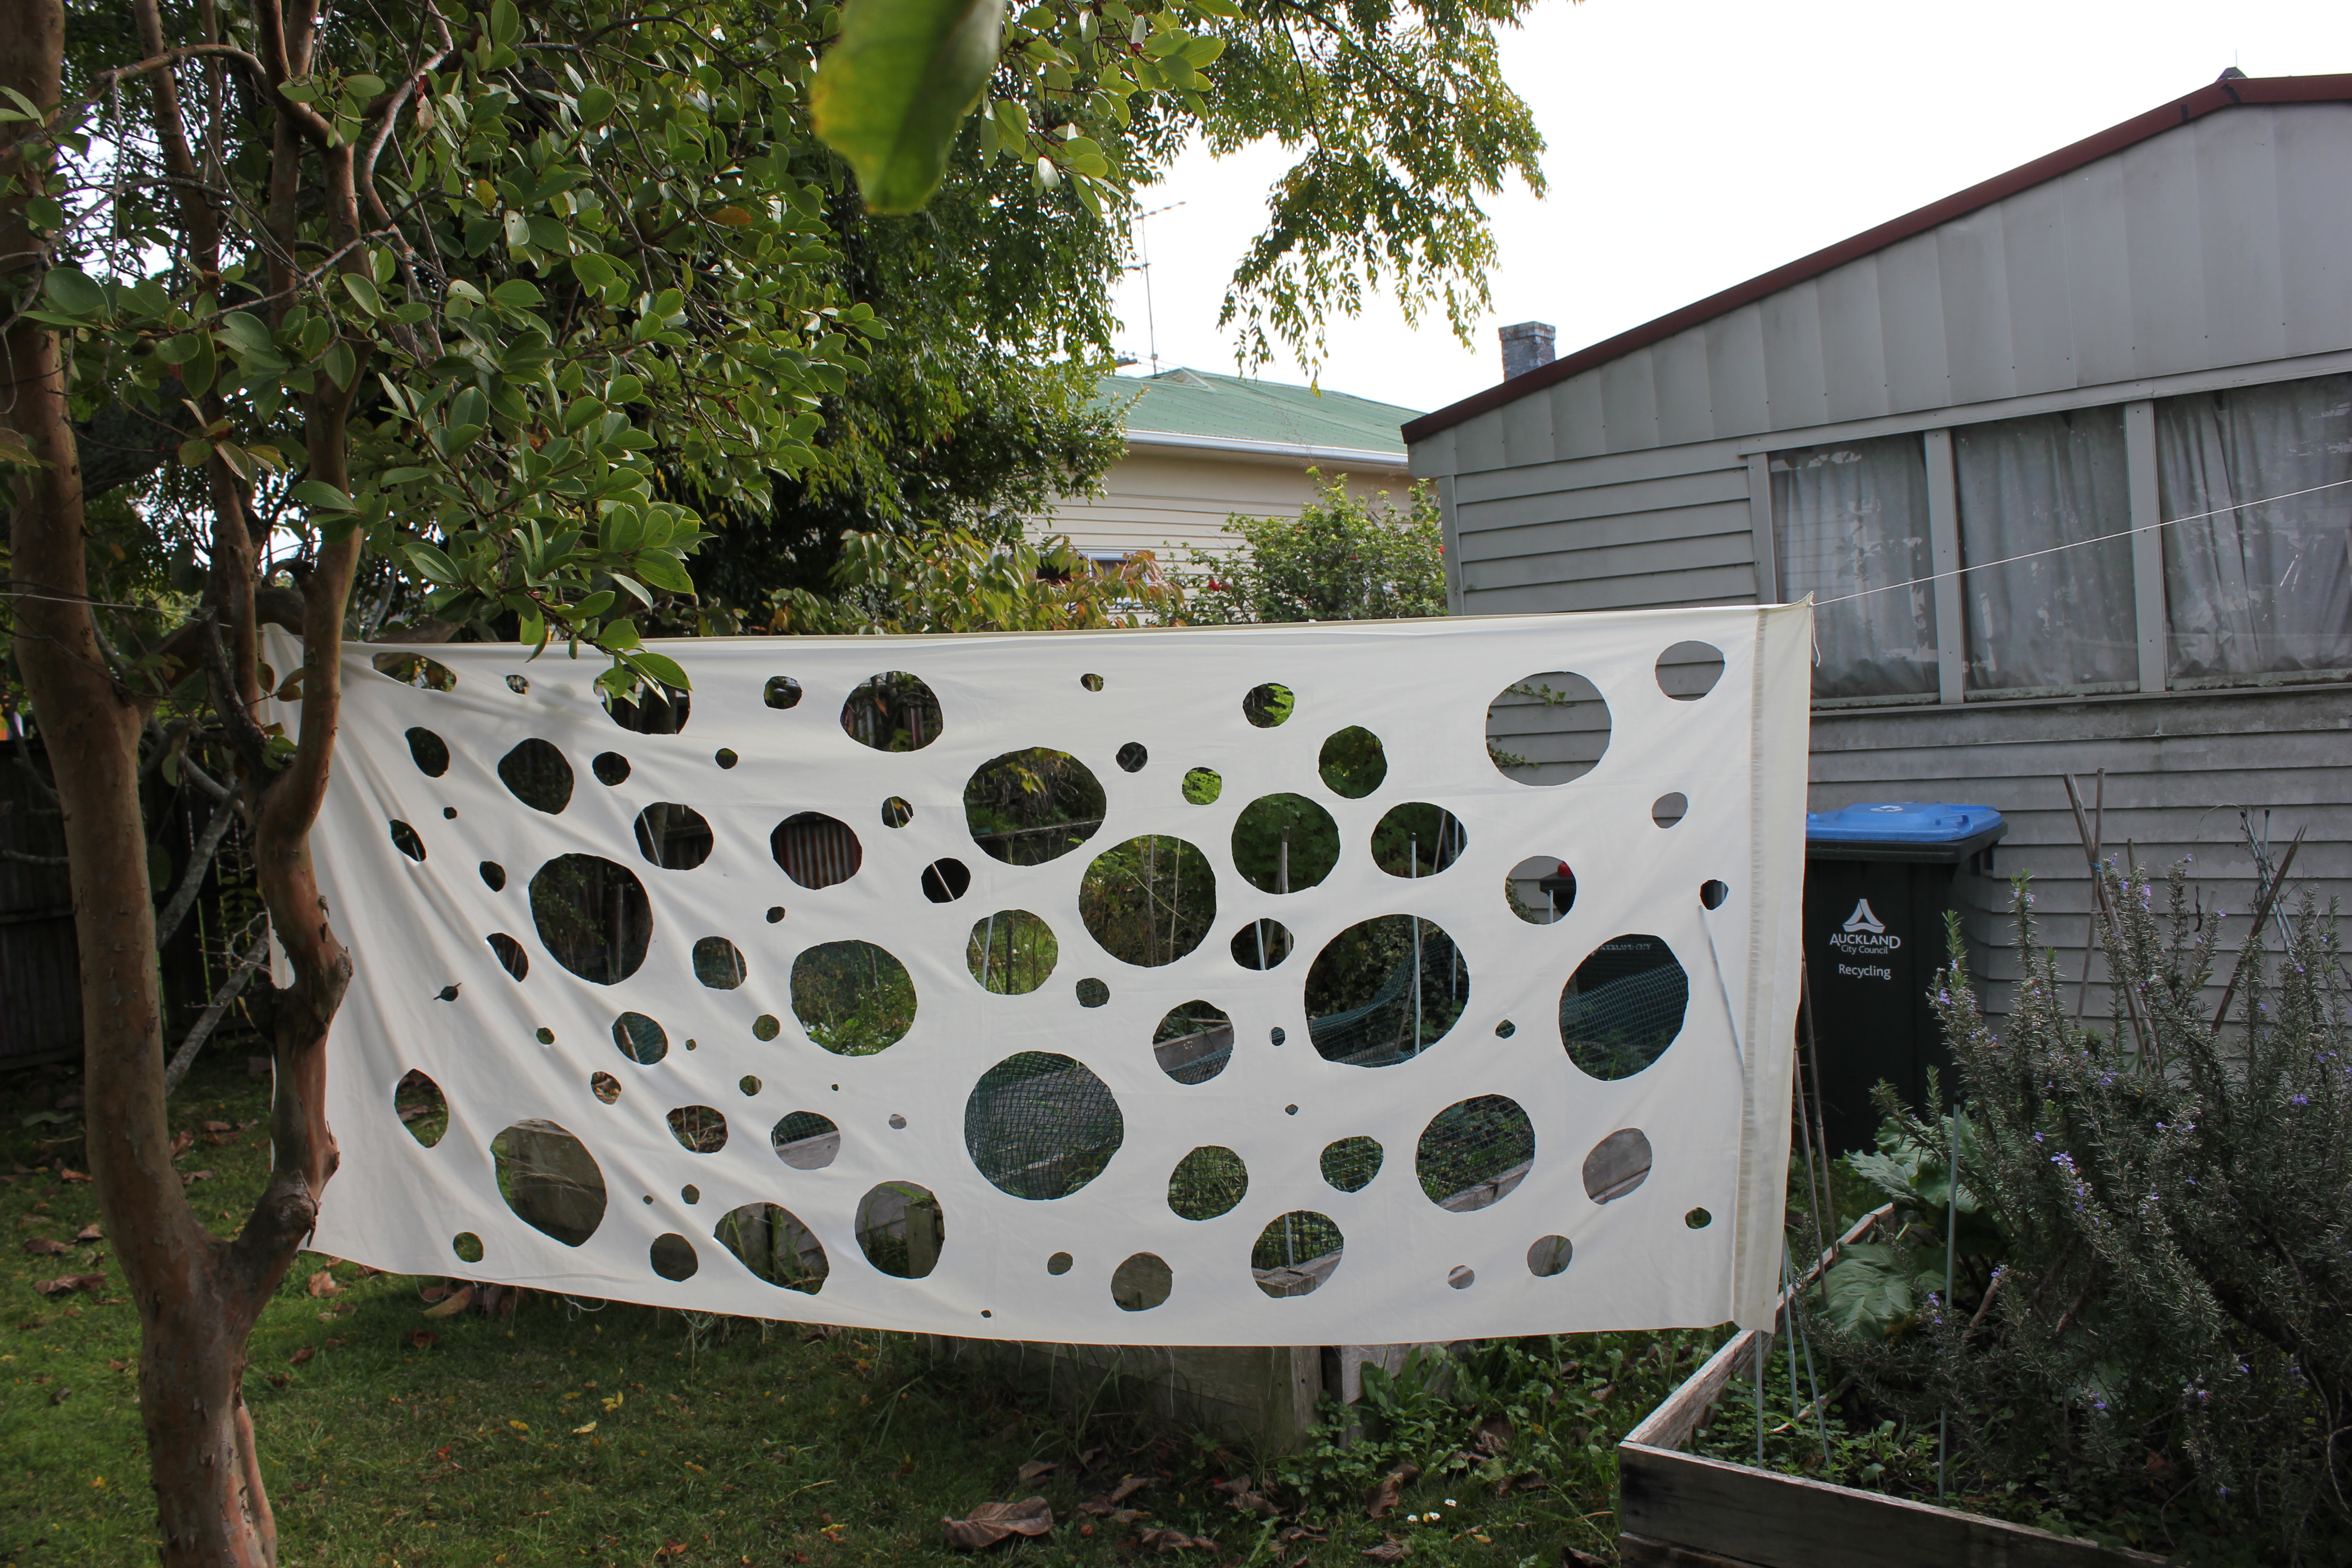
162,926,268,1097
155,789,239,946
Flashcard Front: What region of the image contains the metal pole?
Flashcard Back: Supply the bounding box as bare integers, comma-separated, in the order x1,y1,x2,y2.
1410,835,1423,1053
1939,1106,1959,1502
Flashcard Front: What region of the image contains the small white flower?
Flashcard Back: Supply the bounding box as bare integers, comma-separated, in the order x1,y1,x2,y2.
1444,1499,1457,1507
1428,1510,1443,1520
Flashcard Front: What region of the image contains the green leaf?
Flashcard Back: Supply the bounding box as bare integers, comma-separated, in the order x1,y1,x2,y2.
627,649,691,691
577,84,617,123
569,251,616,288
341,272,385,316
491,278,545,309
488,0,521,46
404,541,461,585
810,0,1009,213
379,466,436,484
322,341,358,390
602,618,642,649
289,479,358,512
633,551,694,593
177,438,215,468
344,73,388,98
42,266,106,318
217,312,274,357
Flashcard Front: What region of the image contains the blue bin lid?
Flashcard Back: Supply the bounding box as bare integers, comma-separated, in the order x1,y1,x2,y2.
1807,802,2006,863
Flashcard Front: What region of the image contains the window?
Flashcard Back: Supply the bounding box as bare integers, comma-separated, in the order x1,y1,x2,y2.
1953,407,2136,697
2156,377,2352,684
1770,435,1936,701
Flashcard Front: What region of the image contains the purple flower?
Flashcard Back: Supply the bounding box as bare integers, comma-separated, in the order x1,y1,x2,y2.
2291,1095,2309,1107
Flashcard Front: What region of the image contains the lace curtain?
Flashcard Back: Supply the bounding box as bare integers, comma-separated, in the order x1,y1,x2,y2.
1770,435,1935,701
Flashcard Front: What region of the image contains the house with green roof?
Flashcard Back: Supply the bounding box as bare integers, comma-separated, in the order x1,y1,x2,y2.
1036,368,1422,558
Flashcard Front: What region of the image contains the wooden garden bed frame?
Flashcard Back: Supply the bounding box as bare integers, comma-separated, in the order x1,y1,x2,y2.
1617,1206,2165,1568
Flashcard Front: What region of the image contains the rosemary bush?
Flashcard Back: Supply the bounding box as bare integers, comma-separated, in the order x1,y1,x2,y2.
1815,866,2352,1561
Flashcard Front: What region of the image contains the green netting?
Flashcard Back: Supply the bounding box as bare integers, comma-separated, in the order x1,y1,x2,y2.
1561,946,1690,1080
962,1052,1124,1200
1414,1095,1534,1205
1308,925,1465,1067
1250,1209,1344,1275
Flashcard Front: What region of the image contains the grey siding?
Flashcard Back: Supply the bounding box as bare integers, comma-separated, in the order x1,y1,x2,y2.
1414,103,2352,476
1810,688,2352,1034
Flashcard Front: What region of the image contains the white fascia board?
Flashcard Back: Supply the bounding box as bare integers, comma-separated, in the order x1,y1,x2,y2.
1123,429,1411,468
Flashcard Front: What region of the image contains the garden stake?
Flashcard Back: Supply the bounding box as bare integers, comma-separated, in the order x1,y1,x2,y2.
1938,1103,1958,1503
1786,1250,1831,1468
1754,1331,1765,1465
1798,957,1837,1212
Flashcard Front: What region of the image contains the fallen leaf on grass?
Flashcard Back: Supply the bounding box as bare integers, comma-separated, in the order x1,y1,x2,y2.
943,1496,1053,1550
74,1225,99,1243
306,1271,345,1298
289,1346,315,1366
1493,1470,1548,1498
407,1329,438,1351
107,1359,128,1372
1563,1551,1607,1568
1015,1460,1057,1483
421,1286,475,1319
573,1421,597,1435
48,1386,71,1405
1364,1463,1420,1519
1362,1537,1409,1564
267,1373,289,1389
1467,1412,1512,1458
180,1169,215,1186
1278,1524,1329,1547
22,1237,67,1256
59,1168,89,1183
170,1130,193,1161
1136,1527,1220,1553
33,1273,104,1298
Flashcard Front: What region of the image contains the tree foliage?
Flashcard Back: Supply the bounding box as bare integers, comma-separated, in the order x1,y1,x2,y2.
1181,471,1446,623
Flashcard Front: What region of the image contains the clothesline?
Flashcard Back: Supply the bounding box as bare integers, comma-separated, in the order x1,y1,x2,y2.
1806,475,2352,610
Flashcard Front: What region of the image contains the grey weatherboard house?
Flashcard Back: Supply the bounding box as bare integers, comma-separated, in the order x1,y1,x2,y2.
1406,71,2352,1040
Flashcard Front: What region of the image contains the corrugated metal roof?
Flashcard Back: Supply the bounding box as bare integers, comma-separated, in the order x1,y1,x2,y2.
1100,369,1421,458
1405,70,2352,443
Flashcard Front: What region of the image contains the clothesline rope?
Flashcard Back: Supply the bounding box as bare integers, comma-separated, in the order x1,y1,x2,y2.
1805,475,2352,610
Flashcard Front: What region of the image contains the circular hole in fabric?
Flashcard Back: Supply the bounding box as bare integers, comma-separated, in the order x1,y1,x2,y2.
1583,1128,1655,1204
1656,640,1726,701
1319,1135,1382,1193
765,906,786,924
771,812,862,890
374,652,457,691
497,738,574,814
1528,1235,1573,1277
965,1052,1124,1200
529,856,651,983
1080,673,1104,692
635,804,714,869
855,1181,943,1278
1686,1207,1712,1229
591,1072,622,1104
1306,915,1468,1065
841,671,942,751
1047,1251,1074,1276
714,1203,826,1293
489,1120,608,1246
1447,1265,1476,1290
771,1111,840,1170
452,1231,484,1263
764,676,804,710
887,1113,907,1130
1562,935,1688,1080
1111,1253,1172,1312
480,860,507,891
1701,878,1730,910
1153,1000,1232,1085
1075,977,1110,1008
1242,683,1293,729
612,1011,667,1065
1318,726,1386,799
968,910,1058,995
405,727,451,777
535,1027,556,1045
693,937,747,990
1182,766,1222,804
739,1075,762,1097
1231,795,1338,893
605,677,688,735
666,1105,728,1153
1495,1019,1517,1038
752,1014,781,1042
681,1185,701,1205
714,749,739,770
1652,792,1688,828
1080,836,1214,966
1115,742,1148,774
506,674,530,695
1371,803,1467,878
792,941,916,1054
395,1069,447,1147
1270,1027,1287,1046
1252,1211,1341,1297
1507,855,1576,923
1231,919,1294,970
921,858,972,904
650,1234,699,1281
592,752,631,786
1167,1146,1247,1220
880,796,913,828
389,821,426,862
442,807,458,820
965,749,1105,865
1416,1095,1534,1209
1486,671,1610,785
487,932,529,981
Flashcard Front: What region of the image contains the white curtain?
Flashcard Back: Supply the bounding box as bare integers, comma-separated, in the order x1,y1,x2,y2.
1953,407,2137,696
1770,435,1936,701
2156,375,2352,681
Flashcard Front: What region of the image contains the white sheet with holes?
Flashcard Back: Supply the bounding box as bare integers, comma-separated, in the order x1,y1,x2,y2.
275,603,1812,1343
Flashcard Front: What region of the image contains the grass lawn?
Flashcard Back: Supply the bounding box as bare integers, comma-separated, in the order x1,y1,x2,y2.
3,1049,1728,1567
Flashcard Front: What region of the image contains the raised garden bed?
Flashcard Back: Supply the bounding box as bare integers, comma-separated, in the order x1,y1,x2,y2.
1616,1209,2165,1568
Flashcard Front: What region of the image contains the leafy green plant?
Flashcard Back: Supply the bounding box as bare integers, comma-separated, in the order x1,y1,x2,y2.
1181,475,1446,625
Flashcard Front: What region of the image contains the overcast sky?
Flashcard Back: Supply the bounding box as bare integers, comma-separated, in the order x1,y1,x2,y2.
1107,0,2352,419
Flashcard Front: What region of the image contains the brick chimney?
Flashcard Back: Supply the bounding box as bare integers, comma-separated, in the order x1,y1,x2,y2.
1499,321,1556,380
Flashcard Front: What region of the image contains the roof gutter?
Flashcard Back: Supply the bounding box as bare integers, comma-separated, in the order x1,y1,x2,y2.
1402,71,2352,444
1124,428,1411,468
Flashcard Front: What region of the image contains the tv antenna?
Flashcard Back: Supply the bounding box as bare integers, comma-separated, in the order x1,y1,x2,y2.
1129,201,1185,375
